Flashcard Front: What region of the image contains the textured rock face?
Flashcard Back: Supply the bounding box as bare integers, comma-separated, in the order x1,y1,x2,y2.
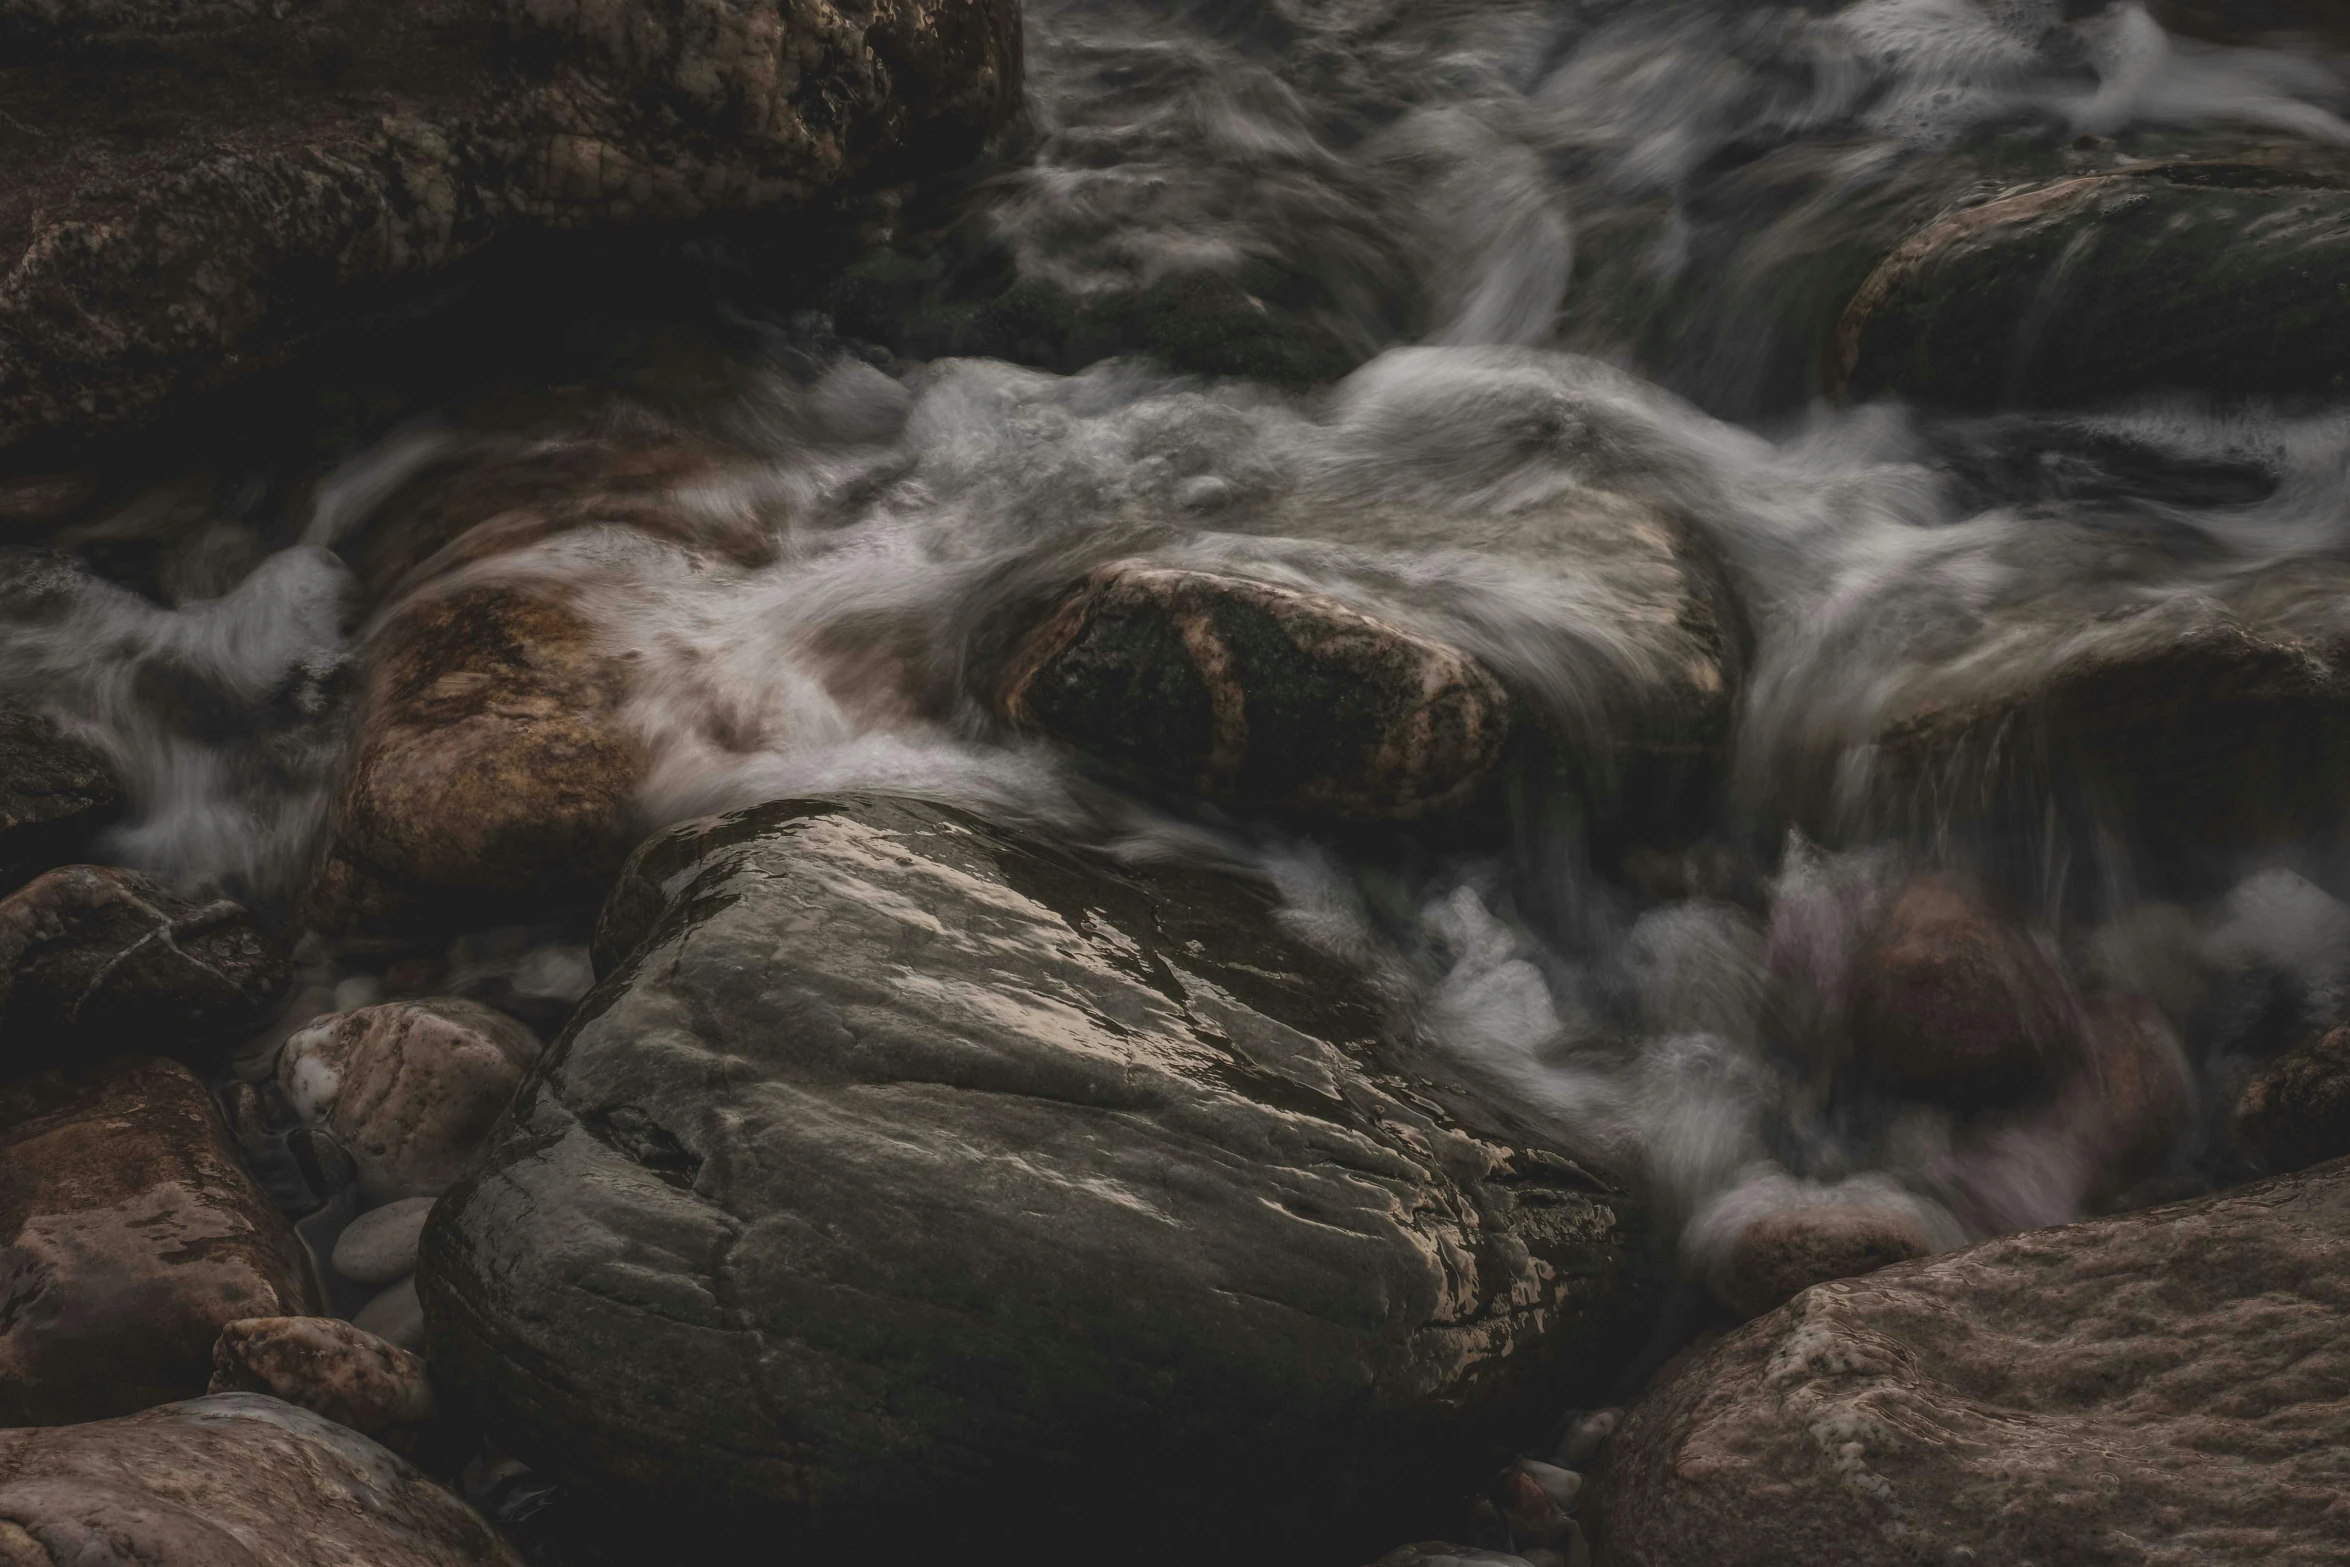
424,795,1646,1558
302,586,645,938
0,864,287,1066
1597,1160,2350,1567
279,998,540,1198
1704,1205,1932,1324
1002,561,1514,820
0,0,1022,460
0,1057,318,1425
1835,159,2350,408
211,1317,439,1456
0,704,120,894
0,1394,521,1566
2233,1024,2350,1175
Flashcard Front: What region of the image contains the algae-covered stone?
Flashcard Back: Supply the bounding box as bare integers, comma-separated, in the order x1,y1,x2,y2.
424,795,1648,1559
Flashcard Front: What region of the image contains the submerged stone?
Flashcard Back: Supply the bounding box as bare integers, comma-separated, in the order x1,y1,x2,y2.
424,794,1647,1559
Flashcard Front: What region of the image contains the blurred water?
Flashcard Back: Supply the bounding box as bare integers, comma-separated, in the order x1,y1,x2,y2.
7,0,2350,1283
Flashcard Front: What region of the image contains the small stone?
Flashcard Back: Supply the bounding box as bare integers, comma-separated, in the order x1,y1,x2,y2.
354,1276,424,1353
1847,875,2077,1102
0,865,288,1068
0,1057,318,1424
1553,1409,1620,1469
334,1197,437,1286
221,1079,271,1162
1000,560,1511,820
1500,1468,1569,1545
1706,1204,1934,1323
210,1316,437,1454
1514,1460,1582,1512
280,998,540,1199
2072,992,2194,1197
289,1124,360,1202
2232,1023,2350,1175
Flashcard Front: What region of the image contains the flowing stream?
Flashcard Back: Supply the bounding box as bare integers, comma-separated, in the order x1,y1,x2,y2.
9,0,2350,1325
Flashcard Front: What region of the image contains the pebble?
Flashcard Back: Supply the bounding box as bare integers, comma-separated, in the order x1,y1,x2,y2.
333,1197,436,1286
353,1276,424,1353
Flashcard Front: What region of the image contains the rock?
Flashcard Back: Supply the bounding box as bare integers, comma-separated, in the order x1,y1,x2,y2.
334,1196,438,1286
0,0,1022,462
279,998,539,1199
1001,560,1513,821
1859,561,2350,859
1366,1549,1537,1567
2148,0,2350,46
425,795,1647,1558
1834,158,2350,408
356,1277,426,1354
2069,991,2194,1197
0,1393,521,1564
210,1316,438,1456
0,704,121,894
1703,1205,1934,1323
0,1056,318,1425
302,586,645,939
1596,1160,2350,1567
0,864,288,1065
1845,874,2078,1102
2232,1023,2350,1175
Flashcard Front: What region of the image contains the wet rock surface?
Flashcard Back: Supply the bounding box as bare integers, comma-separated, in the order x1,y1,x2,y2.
1703,1205,1933,1324
302,587,646,939
1597,1159,2350,1567
0,0,1023,461
1836,156,2350,409
0,1056,318,1425
424,794,1648,1559
0,704,120,894
279,997,539,1199
211,1316,440,1457
0,1393,521,1565
0,864,288,1065
1001,561,1513,820
2232,1023,2350,1175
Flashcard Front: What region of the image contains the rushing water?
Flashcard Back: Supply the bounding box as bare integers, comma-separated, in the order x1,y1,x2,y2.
9,0,2350,1304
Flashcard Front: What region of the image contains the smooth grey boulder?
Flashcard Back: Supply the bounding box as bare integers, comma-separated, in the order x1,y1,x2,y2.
422,794,1648,1560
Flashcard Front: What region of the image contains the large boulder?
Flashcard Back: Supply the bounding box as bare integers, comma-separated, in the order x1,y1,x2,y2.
1000,561,1514,821
0,0,1022,461
1834,156,2350,409
1596,1159,2350,1567
423,794,1648,1559
0,704,120,894
0,1393,520,1566
0,864,288,1068
0,1057,319,1426
301,584,645,939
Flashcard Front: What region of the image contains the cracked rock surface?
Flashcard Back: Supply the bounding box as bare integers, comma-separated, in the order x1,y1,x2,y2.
422,793,1648,1559
1595,1158,2350,1567
0,0,1023,461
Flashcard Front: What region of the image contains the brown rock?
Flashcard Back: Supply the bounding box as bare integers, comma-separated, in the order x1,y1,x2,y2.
1847,874,2078,1101
0,1057,318,1425
0,703,121,894
2070,991,2194,1196
1001,561,1512,820
1704,1205,1933,1323
1597,1161,2350,1567
302,585,645,938
279,998,539,1199
0,864,287,1066
0,1393,522,1565
210,1316,438,1456
2233,1023,2350,1175
0,0,1022,462
2148,0,2350,45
